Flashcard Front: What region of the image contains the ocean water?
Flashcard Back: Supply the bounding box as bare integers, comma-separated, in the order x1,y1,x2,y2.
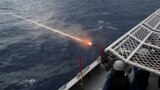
0,0,160,90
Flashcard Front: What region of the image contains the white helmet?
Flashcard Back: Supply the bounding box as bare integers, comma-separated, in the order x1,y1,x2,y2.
113,60,125,71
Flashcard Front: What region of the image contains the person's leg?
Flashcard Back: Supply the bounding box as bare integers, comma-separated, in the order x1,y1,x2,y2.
131,78,142,90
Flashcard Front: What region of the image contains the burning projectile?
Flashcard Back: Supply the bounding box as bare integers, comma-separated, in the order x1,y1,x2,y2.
10,13,103,49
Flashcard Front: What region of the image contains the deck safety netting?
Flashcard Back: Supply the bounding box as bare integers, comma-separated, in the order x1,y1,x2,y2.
105,9,160,75
113,36,140,59
146,15,160,28
131,45,160,71
145,9,160,31
132,26,150,40
146,33,160,47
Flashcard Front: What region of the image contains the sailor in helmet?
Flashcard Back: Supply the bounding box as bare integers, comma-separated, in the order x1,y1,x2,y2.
103,60,130,90
131,47,150,90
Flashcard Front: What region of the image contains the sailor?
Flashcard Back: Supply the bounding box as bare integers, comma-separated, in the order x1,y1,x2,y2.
131,67,150,90
103,60,130,90
130,47,150,90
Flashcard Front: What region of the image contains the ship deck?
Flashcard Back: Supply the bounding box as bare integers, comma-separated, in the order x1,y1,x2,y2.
84,66,160,90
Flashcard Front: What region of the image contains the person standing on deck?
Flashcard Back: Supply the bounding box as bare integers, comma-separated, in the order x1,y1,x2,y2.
130,48,150,90
131,68,150,90
103,60,130,90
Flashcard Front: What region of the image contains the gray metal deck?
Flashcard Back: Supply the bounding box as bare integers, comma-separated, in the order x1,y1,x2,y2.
84,68,160,90
84,68,107,90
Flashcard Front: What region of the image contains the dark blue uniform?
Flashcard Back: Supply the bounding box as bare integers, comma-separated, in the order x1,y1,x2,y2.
103,69,130,90
131,68,150,90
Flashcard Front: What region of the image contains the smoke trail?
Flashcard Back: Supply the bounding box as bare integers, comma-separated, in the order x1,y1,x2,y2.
10,13,85,43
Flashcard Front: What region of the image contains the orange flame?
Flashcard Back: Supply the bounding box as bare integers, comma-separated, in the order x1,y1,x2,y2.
88,42,93,46
83,39,93,46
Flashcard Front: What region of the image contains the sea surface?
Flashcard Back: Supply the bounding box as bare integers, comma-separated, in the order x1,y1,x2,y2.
0,0,160,90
